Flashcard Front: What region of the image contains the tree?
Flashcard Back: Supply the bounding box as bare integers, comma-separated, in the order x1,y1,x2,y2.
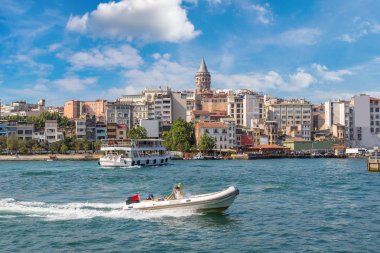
94,141,102,152
50,141,62,153
18,140,28,154
198,134,216,154
0,138,7,151
82,139,91,152
128,126,148,139
162,118,194,152
32,143,41,154
60,143,68,154
7,137,19,152
74,139,82,153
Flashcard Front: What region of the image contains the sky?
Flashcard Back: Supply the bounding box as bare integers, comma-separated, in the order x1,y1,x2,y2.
1,0,380,106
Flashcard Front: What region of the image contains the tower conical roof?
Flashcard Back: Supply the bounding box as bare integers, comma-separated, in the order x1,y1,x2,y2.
198,58,209,73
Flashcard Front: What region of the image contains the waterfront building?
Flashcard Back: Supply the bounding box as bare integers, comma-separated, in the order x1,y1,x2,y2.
282,139,336,152
324,100,348,130
116,124,128,140
227,90,264,128
64,100,106,120
105,102,133,127
332,123,345,144
75,116,96,141
1,99,45,117
195,121,235,150
44,120,64,143
75,119,86,139
15,122,34,141
0,121,35,141
95,122,107,141
106,123,117,139
140,119,160,138
345,94,380,148
264,121,278,145
286,124,311,141
118,87,181,126
265,97,312,130
0,121,8,137
220,117,237,148
312,104,325,131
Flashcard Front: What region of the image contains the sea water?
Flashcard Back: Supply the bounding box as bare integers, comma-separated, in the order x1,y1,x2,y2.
0,159,379,252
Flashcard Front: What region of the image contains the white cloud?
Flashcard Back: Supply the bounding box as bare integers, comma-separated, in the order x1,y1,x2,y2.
214,68,315,92
105,57,316,99
68,45,143,70
250,3,273,25
151,53,171,60
66,13,88,33
66,0,200,43
338,18,380,43
311,63,354,82
258,28,321,46
54,76,98,92
122,58,194,90
48,43,62,52
208,0,223,4
4,49,54,76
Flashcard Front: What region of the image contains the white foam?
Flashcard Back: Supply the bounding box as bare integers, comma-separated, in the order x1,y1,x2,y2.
0,198,199,221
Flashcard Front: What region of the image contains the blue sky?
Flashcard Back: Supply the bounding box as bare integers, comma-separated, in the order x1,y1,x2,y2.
1,0,380,105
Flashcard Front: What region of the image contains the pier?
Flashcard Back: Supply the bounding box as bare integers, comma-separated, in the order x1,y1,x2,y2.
368,156,380,172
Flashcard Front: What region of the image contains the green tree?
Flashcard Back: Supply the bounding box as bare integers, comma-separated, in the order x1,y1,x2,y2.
162,118,194,152
60,143,68,154
50,141,62,153
7,137,19,152
94,141,102,152
82,139,91,152
198,133,216,154
127,126,148,139
74,139,82,153
18,140,28,154
0,138,7,151
32,143,41,154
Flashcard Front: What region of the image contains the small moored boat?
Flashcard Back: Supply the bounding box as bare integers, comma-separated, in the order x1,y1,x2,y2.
123,186,239,213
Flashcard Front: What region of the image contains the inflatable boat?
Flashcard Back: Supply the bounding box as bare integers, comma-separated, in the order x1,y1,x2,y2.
123,186,239,213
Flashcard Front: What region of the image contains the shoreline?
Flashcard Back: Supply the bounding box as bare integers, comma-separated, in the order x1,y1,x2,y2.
0,154,366,161
0,154,101,161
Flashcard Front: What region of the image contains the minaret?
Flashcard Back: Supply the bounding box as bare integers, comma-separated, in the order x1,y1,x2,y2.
195,58,211,94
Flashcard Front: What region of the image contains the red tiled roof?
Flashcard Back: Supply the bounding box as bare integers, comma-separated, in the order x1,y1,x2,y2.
370,97,380,101
198,122,228,129
333,145,346,149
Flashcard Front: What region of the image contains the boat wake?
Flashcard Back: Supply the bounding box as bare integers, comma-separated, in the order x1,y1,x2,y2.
0,198,200,221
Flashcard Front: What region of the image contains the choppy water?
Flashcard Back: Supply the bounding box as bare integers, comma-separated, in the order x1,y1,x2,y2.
0,159,379,252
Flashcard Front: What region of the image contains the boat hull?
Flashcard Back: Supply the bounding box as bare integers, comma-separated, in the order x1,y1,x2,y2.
99,155,170,168
123,186,239,213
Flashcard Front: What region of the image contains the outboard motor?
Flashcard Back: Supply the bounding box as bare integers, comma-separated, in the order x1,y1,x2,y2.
126,194,140,205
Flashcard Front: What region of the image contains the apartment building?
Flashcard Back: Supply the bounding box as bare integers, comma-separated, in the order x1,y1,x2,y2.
345,94,380,148
105,102,132,127
227,90,263,128
195,121,235,150
265,98,312,130
64,100,106,120
44,120,64,143
95,122,107,141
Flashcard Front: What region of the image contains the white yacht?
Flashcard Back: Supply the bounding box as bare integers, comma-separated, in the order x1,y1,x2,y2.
99,139,170,168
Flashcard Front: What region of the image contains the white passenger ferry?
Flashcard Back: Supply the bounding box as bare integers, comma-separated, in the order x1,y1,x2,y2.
99,139,170,168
